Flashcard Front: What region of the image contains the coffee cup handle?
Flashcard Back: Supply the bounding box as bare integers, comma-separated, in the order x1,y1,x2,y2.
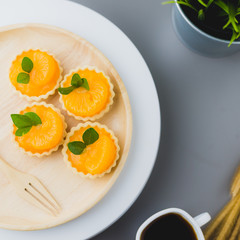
194,212,211,227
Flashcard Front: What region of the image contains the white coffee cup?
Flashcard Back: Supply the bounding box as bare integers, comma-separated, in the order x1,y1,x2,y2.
136,208,211,240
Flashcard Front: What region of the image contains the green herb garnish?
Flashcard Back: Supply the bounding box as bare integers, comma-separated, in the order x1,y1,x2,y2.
81,78,90,90
58,73,89,95
17,72,30,84
67,128,99,155
82,127,99,145
24,112,42,125
21,57,33,73
17,57,34,84
58,86,76,95
71,73,83,87
68,141,86,155
11,112,42,136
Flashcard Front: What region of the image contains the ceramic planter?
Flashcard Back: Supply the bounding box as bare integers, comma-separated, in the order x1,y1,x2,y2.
172,2,240,58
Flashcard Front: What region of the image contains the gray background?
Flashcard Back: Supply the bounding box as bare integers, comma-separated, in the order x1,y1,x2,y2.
70,0,240,239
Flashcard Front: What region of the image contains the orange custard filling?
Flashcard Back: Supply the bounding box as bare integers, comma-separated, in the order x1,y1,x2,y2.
13,105,64,154
9,50,60,97
67,126,117,175
61,69,111,117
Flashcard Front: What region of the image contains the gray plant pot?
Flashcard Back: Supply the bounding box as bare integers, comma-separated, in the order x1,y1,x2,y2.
172,3,240,58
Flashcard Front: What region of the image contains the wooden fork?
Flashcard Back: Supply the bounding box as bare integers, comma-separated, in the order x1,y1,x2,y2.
0,157,61,216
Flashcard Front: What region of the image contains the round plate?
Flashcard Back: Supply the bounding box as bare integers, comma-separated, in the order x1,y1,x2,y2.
0,23,132,230
0,0,160,239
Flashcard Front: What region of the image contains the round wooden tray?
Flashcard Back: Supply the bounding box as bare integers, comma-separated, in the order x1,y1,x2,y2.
0,23,132,230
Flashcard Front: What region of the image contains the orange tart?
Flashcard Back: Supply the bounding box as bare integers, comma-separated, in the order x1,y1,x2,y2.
58,66,114,121
62,122,120,178
9,49,62,101
11,103,67,157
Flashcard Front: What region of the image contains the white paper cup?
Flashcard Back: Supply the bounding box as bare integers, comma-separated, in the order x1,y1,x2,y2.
136,208,211,240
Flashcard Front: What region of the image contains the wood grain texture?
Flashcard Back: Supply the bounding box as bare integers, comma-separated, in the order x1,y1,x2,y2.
0,23,132,230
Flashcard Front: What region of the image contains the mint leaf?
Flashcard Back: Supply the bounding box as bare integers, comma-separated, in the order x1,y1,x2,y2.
11,114,33,128
67,128,99,155
81,78,90,90
83,128,99,145
21,57,33,73
24,112,42,126
68,141,86,155
15,127,32,136
58,86,76,95
11,112,41,136
17,72,30,84
71,73,83,87
58,73,90,95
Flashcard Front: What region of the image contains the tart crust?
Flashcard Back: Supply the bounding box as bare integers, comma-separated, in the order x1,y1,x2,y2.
9,49,63,101
62,122,120,179
59,66,115,121
12,102,67,157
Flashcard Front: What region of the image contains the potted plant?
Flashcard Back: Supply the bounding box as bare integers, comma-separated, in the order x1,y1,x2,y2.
163,0,240,57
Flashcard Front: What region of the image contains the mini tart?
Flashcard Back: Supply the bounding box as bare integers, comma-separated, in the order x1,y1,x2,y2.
12,102,67,157
62,122,120,178
9,49,62,101
59,66,114,121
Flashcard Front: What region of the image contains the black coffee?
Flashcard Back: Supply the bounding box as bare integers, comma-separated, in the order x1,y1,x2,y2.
140,213,197,240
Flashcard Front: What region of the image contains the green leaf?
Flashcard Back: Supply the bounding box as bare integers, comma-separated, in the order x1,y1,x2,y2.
24,112,42,126
68,141,86,155
176,1,198,11
15,127,32,136
21,57,33,73
81,78,90,90
67,128,99,155
207,0,214,8
71,73,83,87
17,72,30,84
58,86,76,95
228,31,240,47
223,19,231,29
198,9,205,20
11,114,33,128
197,0,207,8
161,0,176,5
231,18,239,32
215,0,229,13
82,128,99,145
163,1,198,11
228,3,239,33
59,73,90,94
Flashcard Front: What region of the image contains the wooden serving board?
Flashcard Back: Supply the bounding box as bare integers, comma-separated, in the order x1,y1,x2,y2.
0,24,132,230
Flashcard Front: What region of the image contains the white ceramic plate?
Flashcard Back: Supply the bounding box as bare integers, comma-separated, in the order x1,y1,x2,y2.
0,0,161,239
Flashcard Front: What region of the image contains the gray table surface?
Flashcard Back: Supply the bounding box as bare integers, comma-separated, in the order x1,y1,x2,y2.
71,0,240,239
